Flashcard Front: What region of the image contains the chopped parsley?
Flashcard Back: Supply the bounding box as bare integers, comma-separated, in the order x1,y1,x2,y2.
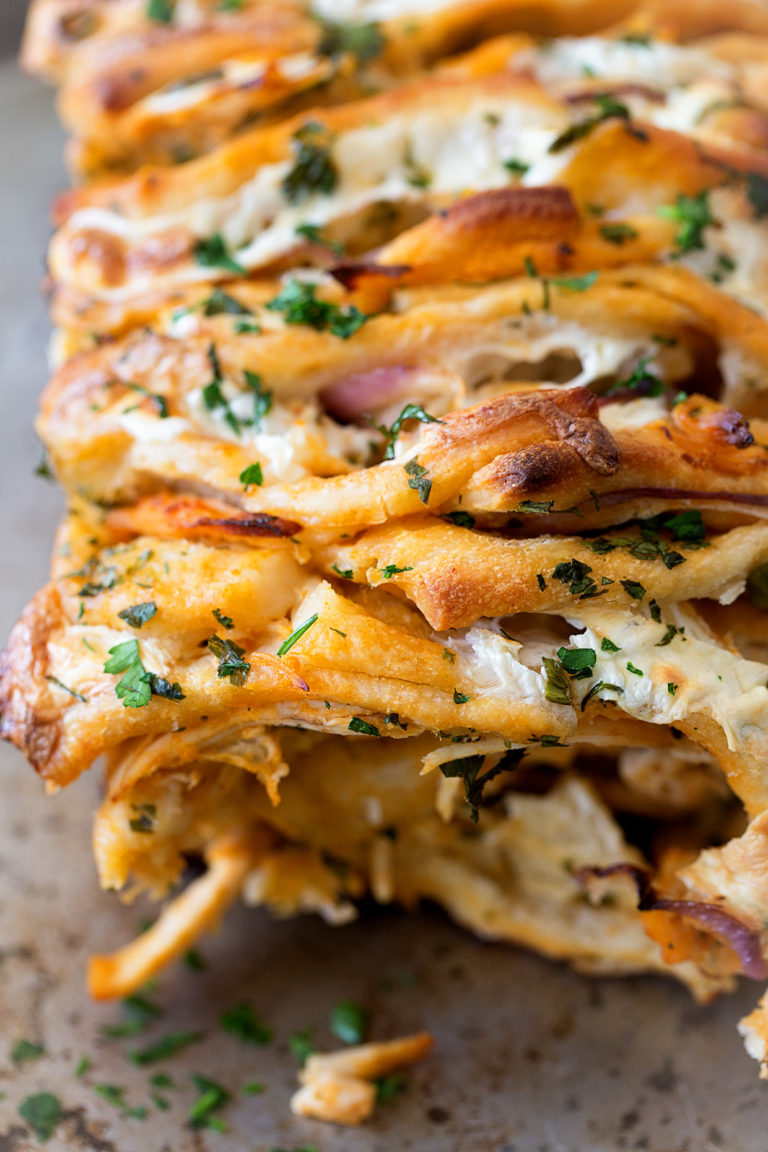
295,222,345,256
208,634,250,686
542,657,571,705
385,713,407,728
202,288,252,317
549,94,632,154
517,499,554,515
536,573,547,591
504,158,530,177
453,690,470,704
265,279,370,338
184,949,206,971
11,1040,45,1066
551,271,599,293
600,222,639,245
373,403,443,460
581,680,624,711
93,1083,147,1120
349,717,380,736
277,613,319,656
404,458,431,504
330,1000,369,1046
551,559,603,600
657,190,715,253
239,462,263,488
129,804,157,834
626,661,643,676
193,233,246,276
656,624,679,647
46,676,87,704
220,1003,272,1045
444,510,475,528
35,451,54,480
606,357,663,398
667,682,678,695
289,1029,316,1065
118,601,157,629
104,639,184,708
747,171,768,219
189,1074,230,1131
376,1074,408,1103
146,0,175,22
601,637,620,652
212,608,234,630
130,1031,202,1066
556,647,596,679
747,562,768,609
124,381,169,418
438,748,525,822
282,123,338,204
380,564,413,579
19,1093,63,1141
332,563,353,579
243,369,273,427
317,19,384,62
620,579,646,600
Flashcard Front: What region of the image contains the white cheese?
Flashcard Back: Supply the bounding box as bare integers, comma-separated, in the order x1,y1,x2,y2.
525,37,733,91
567,605,768,750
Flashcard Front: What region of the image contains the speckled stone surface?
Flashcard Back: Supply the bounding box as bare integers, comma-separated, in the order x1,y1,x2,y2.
2,49,768,1152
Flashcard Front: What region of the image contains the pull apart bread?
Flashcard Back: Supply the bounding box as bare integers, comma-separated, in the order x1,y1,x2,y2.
13,0,768,1113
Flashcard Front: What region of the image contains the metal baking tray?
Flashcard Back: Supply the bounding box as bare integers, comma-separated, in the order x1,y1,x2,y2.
1,22,767,1150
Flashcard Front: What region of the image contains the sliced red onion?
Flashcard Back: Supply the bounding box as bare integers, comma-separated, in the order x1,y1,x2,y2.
576,864,768,979
319,364,418,423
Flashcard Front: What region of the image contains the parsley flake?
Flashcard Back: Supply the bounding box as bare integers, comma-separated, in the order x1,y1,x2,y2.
372,403,443,460
239,462,263,488
189,1074,230,1130
130,1031,202,1066
657,191,715,253
620,579,646,600
318,19,384,62
220,1003,272,1045
438,749,525,822
349,717,380,736
453,689,470,704
193,233,246,276
601,637,620,652
332,563,353,579
581,680,624,710
330,1001,369,1046
277,613,319,656
380,564,413,578
282,123,338,204
19,1093,63,1142
556,647,596,679
118,601,157,629
549,94,631,154
208,634,250,686
444,510,475,528
11,1040,45,1066
202,288,252,317
599,222,638,245
146,0,175,22
404,458,431,503
212,608,234,630
265,279,370,338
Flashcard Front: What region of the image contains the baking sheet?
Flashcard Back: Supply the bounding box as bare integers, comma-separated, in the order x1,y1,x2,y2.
1,53,768,1152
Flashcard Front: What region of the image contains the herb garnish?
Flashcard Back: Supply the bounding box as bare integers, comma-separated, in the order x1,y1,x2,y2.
620,579,646,600
626,661,643,676
599,222,638,245
19,1093,63,1141
202,288,252,317
289,1029,317,1065
193,233,246,276
556,647,596,679
444,510,475,528
542,657,571,705
93,1083,148,1120
220,1003,272,1045
277,613,319,656
372,403,443,460
212,608,234,630
438,749,525,822
265,279,370,338
282,123,338,204
208,634,250,686
189,1074,230,1131
404,458,431,504
318,20,384,62
129,804,157,835
239,462,264,488
104,640,184,708
46,676,87,704
130,1031,202,1066
657,191,715,253
606,357,663,397
747,171,768,219
549,94,632,154
601,637,620,652
747,562,768,609
551,559,604,600
581,680,624,710
295,222,345,256
118,601,157,629
349,717,380,736
330,1001,369,1046
11,1040,45,1066
331,563,353,579
453,690,470,704
504,158,530,177
146,0,175,22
